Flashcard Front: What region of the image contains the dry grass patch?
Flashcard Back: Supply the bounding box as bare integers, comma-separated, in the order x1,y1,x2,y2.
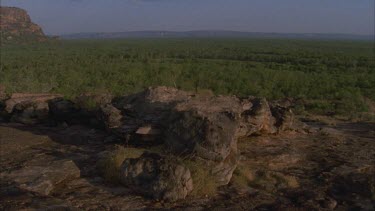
231,165,255,188
249,170,299,193
231,165,299,194
183,159,218,197
96,145,145,183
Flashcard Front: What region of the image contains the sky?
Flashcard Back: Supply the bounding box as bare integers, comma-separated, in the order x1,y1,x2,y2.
2,0,374,35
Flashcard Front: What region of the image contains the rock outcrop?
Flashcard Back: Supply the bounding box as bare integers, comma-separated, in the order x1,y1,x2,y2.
98,104,122,129
3,93,62,124
0,6,47,43
0,86,307,201
120,152,193,201
111,87,306,193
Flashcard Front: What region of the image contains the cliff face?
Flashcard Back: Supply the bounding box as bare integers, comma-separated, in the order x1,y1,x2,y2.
0,6,47,43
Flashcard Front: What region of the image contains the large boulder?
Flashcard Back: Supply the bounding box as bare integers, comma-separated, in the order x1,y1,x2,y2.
119,152,193,201
112,87,306,188
113,88,243,185
10,100,50,125
3,93,62,124
164,96,242,185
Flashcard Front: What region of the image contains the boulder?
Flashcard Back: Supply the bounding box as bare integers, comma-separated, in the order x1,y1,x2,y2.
119,152,193,201
5,93,62,114
171,96,244,185
133,125,163,145
112,87,306,187
271,105,305,132
239,98,277,136
3,93,62,124
10,100,50,125
97,104,122,130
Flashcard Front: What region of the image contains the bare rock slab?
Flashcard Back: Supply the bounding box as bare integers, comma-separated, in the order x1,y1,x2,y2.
1,159,80,196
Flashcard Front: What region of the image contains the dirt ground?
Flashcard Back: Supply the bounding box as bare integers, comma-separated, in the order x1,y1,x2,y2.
0,120,374,210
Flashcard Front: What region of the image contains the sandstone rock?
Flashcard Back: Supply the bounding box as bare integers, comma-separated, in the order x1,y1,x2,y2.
240,98,277,136
5,93,62,114
134,125,163,144
166,110,239,162
114,88,243,185
165,108,240,185
10,100,50,125
0,7,47,43
112,87,305,186
1,159,80,196
271,105,306,132
97,104,122,130
136,125,161,135
120,152,193,201
3,93,62,124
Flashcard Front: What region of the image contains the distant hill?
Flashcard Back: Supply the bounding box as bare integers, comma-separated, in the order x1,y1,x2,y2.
0,6,49,44
61,30,374,41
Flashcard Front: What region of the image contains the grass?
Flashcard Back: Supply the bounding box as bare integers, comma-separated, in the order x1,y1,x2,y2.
231,165,299,194
1,38,374,117
183,158,218,197
231,165,255,188
96,145,166,184
96,145,145,183
74,91,112,111
96,145,219,198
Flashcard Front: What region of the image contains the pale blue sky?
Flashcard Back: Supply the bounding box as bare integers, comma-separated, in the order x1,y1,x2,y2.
2,0,374,35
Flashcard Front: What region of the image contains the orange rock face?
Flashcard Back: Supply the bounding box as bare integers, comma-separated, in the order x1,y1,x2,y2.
0,6,47,42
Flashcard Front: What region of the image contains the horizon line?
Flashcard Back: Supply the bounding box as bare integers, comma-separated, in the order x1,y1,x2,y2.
55,30,375,37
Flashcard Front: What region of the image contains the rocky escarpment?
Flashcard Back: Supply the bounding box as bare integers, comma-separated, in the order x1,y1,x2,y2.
0,6,47,43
